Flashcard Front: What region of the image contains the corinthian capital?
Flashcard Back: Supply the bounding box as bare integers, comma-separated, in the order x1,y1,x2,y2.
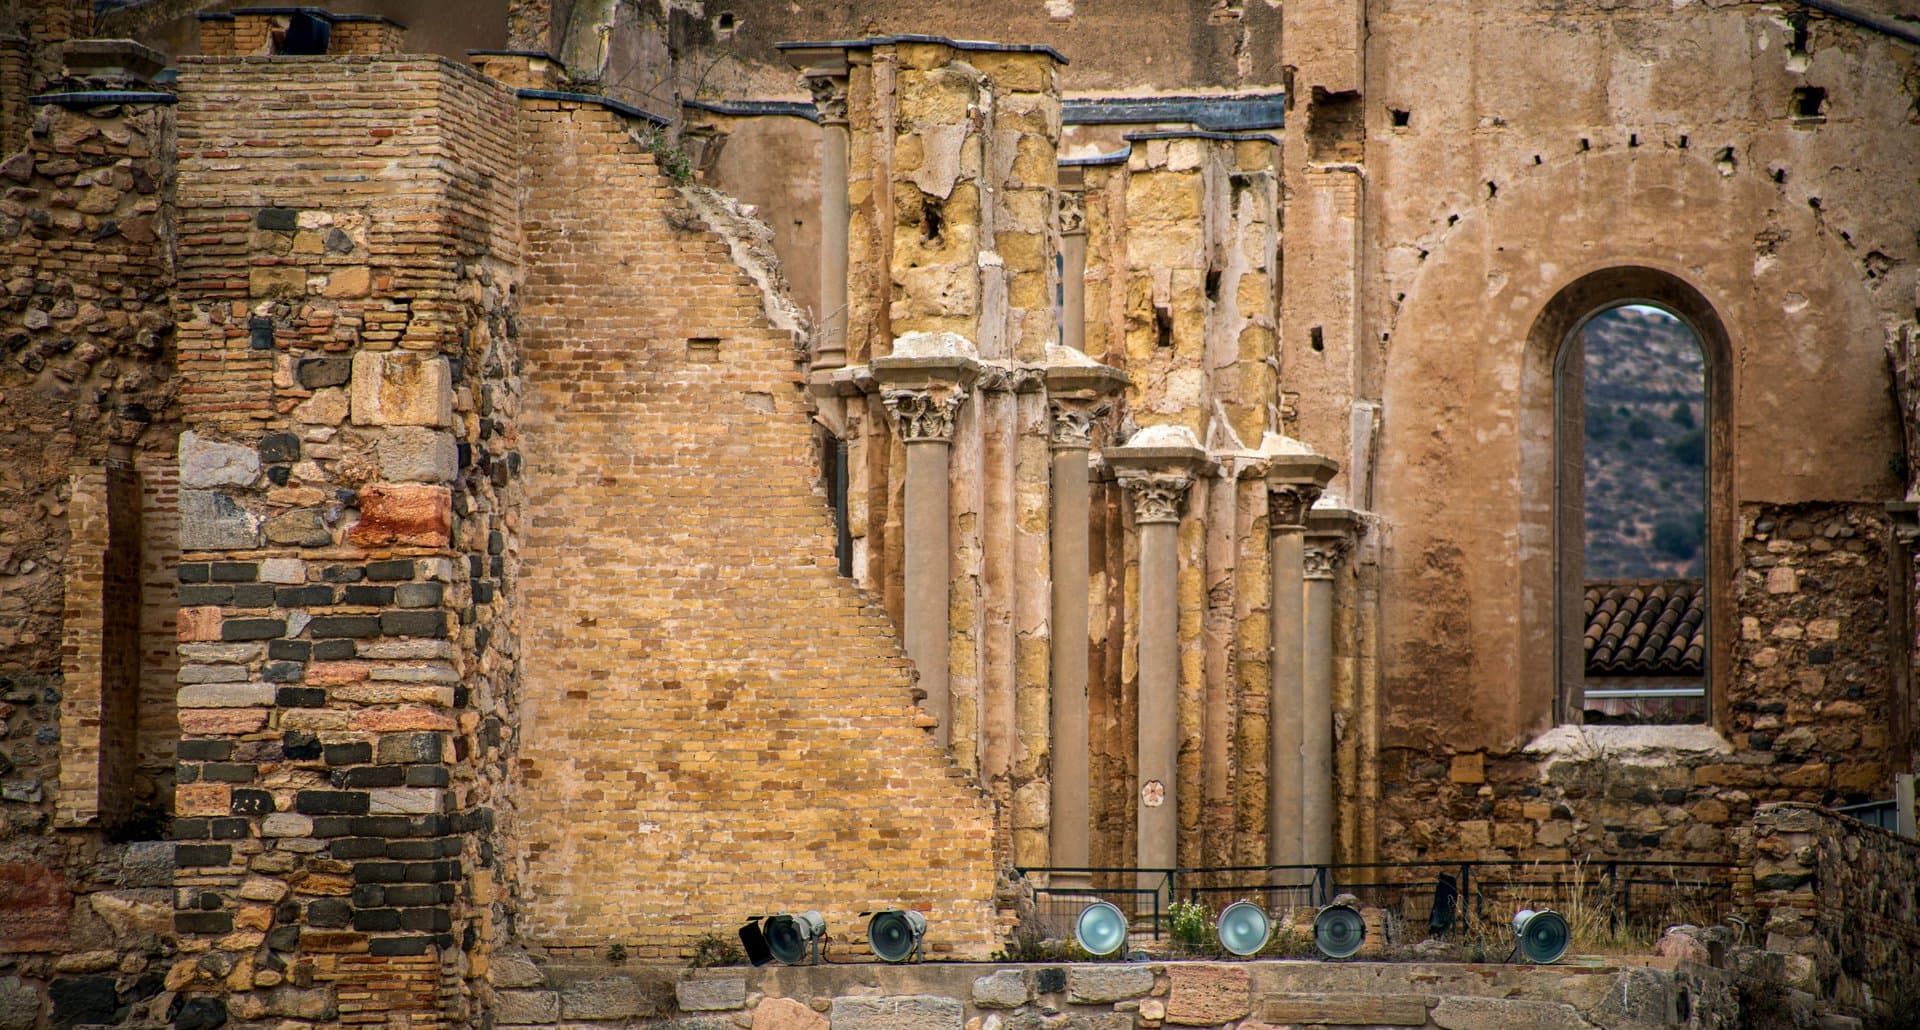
1267,483,1322,531
805,74,849,124
883,388,967,442
1048,401,1104,450
1121,472,1192,525
1058,190,1086,235
1303,539,1350,579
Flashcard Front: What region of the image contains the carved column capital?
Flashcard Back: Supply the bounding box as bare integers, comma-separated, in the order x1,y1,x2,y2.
1048,400,1108,451
1120,471,1193,525
805,74,849,125
883,388,967,443
1267,483,1322,531
1059,190,1086,236
1303,538,1351,580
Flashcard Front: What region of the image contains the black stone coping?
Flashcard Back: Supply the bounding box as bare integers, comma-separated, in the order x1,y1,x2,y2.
776,35,1068,65
1123,129,1282,145
30,91,177,106
198,7,408,29
683,98,820,123
1064,93,1286,131
515,88,669,127
1059,147,1131,168
1797,0,1920,48
466,49,562,60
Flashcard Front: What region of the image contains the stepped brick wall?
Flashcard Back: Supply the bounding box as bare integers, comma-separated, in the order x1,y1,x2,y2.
512,94,1003,961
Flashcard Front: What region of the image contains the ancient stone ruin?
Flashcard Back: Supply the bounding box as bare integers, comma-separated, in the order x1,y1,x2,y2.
1,0,1918,1026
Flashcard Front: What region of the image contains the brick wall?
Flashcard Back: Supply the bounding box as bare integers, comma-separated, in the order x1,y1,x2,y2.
163,52,522,1025
512,94,1003,960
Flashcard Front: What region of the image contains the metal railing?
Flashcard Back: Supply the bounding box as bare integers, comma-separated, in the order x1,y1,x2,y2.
1017,858,1736,942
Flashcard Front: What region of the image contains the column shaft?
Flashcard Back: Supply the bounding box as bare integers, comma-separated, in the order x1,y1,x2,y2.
1049,443,1091,876
818,121,849,368
1137,519,1180,895
1268,529,1305,868
905,438,953,746
1061,230,1087,353
1302,566,1335,867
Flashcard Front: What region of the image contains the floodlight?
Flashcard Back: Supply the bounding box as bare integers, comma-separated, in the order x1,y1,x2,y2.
1215,901,1271,956
868,909,928,963
1512,908,1570,964
765,911,826,965
1312,903,1366,959
1073,900,1128,956
738,918,774,967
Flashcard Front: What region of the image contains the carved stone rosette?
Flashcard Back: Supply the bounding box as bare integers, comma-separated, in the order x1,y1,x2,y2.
1121,471,1193,525
805,74,849,125
883,388,967,443
1267,483,1322,531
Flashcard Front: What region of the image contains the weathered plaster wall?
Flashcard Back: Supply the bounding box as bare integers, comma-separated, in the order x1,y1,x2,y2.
1370,2,1915,778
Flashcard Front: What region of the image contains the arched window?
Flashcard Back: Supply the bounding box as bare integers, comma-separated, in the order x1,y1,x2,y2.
1525,268,1732,729
1558,304,1707,724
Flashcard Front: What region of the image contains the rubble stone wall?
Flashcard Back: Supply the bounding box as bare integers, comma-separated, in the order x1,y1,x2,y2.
1749,802,1920,1018
0,94,180,1028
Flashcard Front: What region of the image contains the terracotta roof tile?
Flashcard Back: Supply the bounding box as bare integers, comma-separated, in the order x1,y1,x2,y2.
1584,579,1705,676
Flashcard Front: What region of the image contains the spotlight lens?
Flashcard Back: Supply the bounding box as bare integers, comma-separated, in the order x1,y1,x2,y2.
1515,909,1570,964
1312,904,1366,959
1216,901,1271,956
868,909,927,963
1074,901,1128,956
765,912,822,965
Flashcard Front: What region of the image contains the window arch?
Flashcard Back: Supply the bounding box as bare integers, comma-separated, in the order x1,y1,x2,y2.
1524,268,1734,727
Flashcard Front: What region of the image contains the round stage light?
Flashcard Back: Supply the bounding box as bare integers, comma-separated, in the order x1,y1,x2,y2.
1512,909,1570,964
765,911,826,965
1073,900,1129,957
1312,903,1366,959
868,909,928,963
1215,901,1271,956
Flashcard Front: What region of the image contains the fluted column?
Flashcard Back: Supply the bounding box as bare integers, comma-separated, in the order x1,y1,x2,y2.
885,387,969,746
1121,470,1192,897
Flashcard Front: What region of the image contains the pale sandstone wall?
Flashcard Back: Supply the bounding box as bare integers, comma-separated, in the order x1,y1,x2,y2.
512,93,1003,961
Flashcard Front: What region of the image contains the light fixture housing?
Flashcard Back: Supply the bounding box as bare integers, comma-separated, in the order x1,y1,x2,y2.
1512,908,1570,964
1215,901,1271,956
1073,900,1129,956
1312,902,1366,959
764,911,827,965
867,909,928,963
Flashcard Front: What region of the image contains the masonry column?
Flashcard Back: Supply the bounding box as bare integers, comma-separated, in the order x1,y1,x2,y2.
796,56,851,369
1301,535,1346,868
1058,172,1087,354
1109,435,1209,899
1265,449,1337,873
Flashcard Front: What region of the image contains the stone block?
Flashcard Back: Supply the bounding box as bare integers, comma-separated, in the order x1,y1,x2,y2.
349,484,452,547
177,682,275,708
491,949,547,988
298,356,353,389
181,430,261,488
564,974,650,1018
89,888,172,940
352,351,452,427
497,988,561,1024
249,266,308,298
376,427,458,483
972,969,1033,1009
1263,995,1429,1026
1164,965,1249,1026
265,508,334,547
0,977,37,1030
678,975,747,1011
829,996,963,1030
755,997,829,1030
1067,966,1155,1004
1430,997,1588,1030
260,557,306,583
323,266,371,298
0,862,72,952
180,490,262,551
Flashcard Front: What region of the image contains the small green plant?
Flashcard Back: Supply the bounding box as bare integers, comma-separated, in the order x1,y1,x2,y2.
606,942,627,962
1169,899,1215,955
643,129,695,186
687,933,743,968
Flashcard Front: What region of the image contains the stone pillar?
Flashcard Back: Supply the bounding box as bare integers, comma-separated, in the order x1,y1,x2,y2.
1047,411,1092,876
1301,537,1344,868
884,386,969,746
1265,449,1338,874
1059,172,1087,354
806,69,851,369
1126,471,1191,895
